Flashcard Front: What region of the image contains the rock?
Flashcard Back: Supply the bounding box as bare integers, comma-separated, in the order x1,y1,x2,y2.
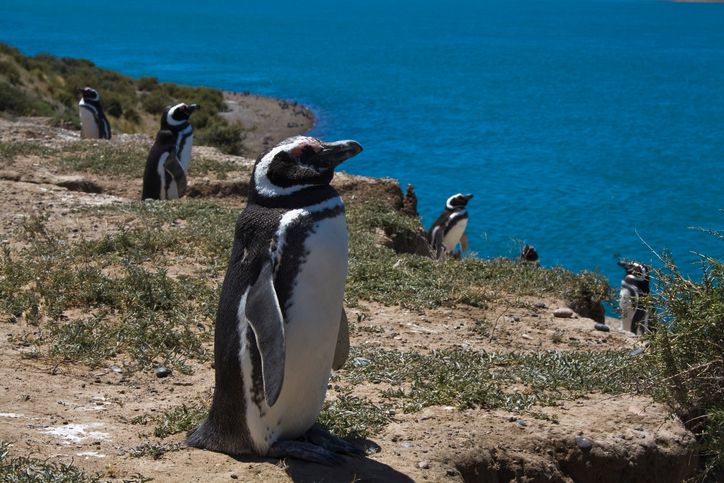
402,183,419,217
516,419,528,427
629,347,645,357
418,460,430,469
352,357,371,367
110,365,123,373
575,436,593,451
154,366,172,378
594,323,610,332
534,302,547,309
553,308,574,318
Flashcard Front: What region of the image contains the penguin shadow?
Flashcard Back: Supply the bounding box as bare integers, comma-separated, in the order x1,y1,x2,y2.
280,445,414,483
226,445,413,482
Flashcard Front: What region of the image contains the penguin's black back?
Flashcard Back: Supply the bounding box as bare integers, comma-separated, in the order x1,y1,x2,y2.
427,207,468,241
142,130,176,200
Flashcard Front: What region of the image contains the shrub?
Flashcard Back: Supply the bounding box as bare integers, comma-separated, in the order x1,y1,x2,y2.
646,229,724,481
195,121,246,155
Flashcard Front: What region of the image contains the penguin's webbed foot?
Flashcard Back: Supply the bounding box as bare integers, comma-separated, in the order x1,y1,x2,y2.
267,425,365,465
267,440,344,466
305,424,365,457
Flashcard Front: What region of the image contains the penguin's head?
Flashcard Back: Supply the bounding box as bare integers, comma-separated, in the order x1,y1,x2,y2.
80,87,100,102
521,244,539,262
161,103,200,130
253,136,363,197
618,260,649,279
446,193,473,210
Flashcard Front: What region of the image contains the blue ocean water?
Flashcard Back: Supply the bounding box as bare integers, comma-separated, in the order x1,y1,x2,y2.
2,0,723,289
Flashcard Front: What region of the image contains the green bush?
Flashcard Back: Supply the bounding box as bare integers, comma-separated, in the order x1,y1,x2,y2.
195,121,246,155
646,230,724,481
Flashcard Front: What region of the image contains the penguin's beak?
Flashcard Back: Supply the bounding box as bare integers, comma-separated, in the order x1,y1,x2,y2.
464,194,474,200
317,140,363,169
188,104,200,113
617,260,629,269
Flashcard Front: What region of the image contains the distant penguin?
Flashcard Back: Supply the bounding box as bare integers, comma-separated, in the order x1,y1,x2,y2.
618,260,651,335
520,244,539,263
187,136,364,464
160,102,200,172
427,193,473,258
141,130,187,200
78,87,111,139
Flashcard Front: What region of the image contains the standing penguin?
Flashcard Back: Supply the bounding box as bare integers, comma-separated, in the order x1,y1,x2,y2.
161,102,200,172
141,130,188,200
78,87,111,139
187,136,364,464
617,260,651,335
427,193,474,258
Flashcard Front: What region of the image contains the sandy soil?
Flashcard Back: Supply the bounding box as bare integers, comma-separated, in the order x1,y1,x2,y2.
0,119,698,482
220,92,315,157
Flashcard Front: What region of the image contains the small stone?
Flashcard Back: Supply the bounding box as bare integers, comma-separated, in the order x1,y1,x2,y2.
230,474,238,480
154,366,172,378
554,308,574,318
110,365,123,373
516,419,527,427
401,441,414,448
418,460,430,469
575,436,593,451
352,357,371,367
594,323,610,332
629,347,645,357
534,302,547,309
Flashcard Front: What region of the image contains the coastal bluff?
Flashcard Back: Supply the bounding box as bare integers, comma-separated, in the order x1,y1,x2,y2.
0,114,697,482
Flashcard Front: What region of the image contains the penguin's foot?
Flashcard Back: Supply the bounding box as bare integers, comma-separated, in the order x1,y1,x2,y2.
267,440,345,465
267,425,365,465
305,424,366,457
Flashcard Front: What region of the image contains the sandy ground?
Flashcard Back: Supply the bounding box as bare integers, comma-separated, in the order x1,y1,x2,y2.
220,92,314,157
0,118,698,482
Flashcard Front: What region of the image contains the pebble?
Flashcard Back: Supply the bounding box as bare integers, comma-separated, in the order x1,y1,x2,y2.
575,436,593,451
110,365,123,373
155,366,172,378
534,302,547,309
516,419,527,427
352,357,371,367
629,347,645,357
594,323,610,332
553,308,574,318
401,441,414,448
418,460,430,469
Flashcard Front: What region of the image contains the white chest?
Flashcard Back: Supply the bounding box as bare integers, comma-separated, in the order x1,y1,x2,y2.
239,210,348,453
79,105,99,139
443,218,468,250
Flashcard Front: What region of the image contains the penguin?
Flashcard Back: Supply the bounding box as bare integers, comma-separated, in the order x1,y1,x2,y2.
141,130,187,200
520,244,539,263
160,102,200,172
427,193,473,259
187,136,364,464
78,87,111,140
617,260,651,335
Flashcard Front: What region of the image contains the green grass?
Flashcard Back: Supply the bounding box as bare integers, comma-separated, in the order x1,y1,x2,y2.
57,142,151,176
129,442,183,460
319,390,396,439
0,141,56,162
338,346,652,414
0,441,153,483
345,200,612,310
153,403,208,439
0,205,237,370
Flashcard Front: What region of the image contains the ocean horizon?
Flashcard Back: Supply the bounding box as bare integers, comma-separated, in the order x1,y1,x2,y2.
2,0,723,293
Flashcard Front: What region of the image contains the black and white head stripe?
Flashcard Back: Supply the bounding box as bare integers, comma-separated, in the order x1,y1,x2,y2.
446,193,474,210
618,260,650,294
81,87,100,102
252,136,362,200
162,103,200,130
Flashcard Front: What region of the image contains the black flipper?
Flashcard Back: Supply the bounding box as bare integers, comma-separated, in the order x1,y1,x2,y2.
164,150,188,197
245,260,285,407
